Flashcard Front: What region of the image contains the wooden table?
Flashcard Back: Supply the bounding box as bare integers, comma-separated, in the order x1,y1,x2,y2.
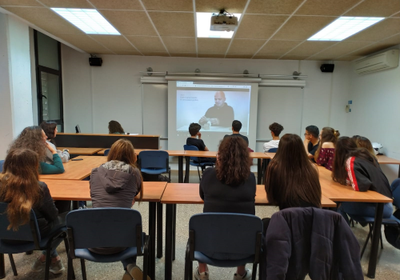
161,183,336,280
377,155,400,177
39,156,107,180
58,147,103,155
318,166,393,278
40,179,167,280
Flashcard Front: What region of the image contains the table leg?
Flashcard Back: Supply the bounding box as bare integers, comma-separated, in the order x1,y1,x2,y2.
165,204,174,280
148,202,156,280
178,156,183,183
157,202,163,258
172,204,176,261
367,203,384,278
184,156,190,183
257,159,262,184
0,254,4,279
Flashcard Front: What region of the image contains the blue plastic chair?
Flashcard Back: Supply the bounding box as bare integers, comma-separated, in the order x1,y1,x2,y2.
260,148,278,183
0,202,68,280
103,149,110,156
183,145,215,182
349,178,400,258
66,207,150,280
138,150,171,181
184,213,262,280
0,160,4,172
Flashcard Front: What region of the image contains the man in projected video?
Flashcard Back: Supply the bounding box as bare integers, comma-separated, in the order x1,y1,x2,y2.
199,91,234,127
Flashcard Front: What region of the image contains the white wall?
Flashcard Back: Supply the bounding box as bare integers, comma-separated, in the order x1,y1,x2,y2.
61,47,350,143
347,51,400,182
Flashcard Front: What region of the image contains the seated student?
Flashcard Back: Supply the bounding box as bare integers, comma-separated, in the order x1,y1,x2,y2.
0,148,65,274
332,137,393,224
197,137,255,280
108,120,125,134
263,122,283,152
40,121,70,163
89,138,145,280
8,126,64,174
224,120,249,145
315,127,340,171
304,125,320,162
352,135,377,159
186,123,216,163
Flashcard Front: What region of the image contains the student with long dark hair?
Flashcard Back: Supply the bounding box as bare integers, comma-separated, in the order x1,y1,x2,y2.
89,138,144,279
332,137,392,223
8,126,64,174
108,120,125,134
265,133,322,209
352,135,377,159
314,127,340,171
40,121,70,163
0,148,65,274
196,136,255,280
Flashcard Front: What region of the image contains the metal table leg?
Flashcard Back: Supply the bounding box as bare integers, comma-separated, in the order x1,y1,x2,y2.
0,254,5,279
178,156,183,183
367,203,384,278
165,204,174,280
148,202,156,280
156,202,163,258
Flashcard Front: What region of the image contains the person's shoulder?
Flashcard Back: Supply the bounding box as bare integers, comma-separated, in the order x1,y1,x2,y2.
321,142,335,148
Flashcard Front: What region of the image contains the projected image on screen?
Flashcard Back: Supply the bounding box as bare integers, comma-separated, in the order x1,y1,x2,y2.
176,82,251,134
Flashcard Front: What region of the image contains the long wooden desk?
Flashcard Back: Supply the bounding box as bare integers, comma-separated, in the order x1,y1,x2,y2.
58,147,103,155
39,179,167,280
317,166,393,278
39,156,107,180
377,155,400,177
161,183,336,280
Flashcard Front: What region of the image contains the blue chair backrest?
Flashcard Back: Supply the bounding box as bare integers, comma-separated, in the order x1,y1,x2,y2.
189,213,263,259
391,178,400,209
66,208,142,249
0,202,40,243
0,160,4,172
103,149,110,156
267,148,278,153
183,145,200,163
138,150,169,169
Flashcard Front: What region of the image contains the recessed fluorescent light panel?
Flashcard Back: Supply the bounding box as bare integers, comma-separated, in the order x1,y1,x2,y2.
308,17,384,41
51,8,120,35
196,12,241,39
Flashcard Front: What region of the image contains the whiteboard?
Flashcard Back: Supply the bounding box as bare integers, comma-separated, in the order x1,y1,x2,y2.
255,87,304,152
142,83,168,149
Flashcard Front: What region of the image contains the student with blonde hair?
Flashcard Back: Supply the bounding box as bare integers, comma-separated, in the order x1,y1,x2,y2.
352,135,377,159
315,127,340,171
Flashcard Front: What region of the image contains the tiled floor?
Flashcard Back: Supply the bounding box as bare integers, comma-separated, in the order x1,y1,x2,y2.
2,169,400,279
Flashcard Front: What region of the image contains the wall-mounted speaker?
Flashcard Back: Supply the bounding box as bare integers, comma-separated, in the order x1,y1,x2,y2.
320,64,334,72
89,57,103,66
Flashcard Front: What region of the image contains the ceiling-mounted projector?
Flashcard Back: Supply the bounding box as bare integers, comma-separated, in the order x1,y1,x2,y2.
210,12,238,32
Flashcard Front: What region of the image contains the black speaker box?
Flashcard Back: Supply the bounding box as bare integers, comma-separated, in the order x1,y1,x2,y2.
320,64,334,72
89,57,103,66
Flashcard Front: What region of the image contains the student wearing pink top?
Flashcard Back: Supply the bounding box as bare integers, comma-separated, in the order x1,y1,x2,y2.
314,127,340,171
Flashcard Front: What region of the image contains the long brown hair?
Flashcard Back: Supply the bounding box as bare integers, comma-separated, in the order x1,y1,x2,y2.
314,127,340,161
216,136,250,185
40,121,58,143
0,149,41,230
332,136,376,185
352,135,376,159
8,126,47,161
107,139,143,200
108,120,125,134
265,134,321,209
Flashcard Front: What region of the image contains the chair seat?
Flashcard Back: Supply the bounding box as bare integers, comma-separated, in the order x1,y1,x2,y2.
194,251,255,267
141,168,168,175
75,247,139,262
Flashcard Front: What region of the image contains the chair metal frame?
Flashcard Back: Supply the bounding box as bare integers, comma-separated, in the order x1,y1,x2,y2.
183,145,215,182
65,208,150,280
184,213,263,280
0,202,68,280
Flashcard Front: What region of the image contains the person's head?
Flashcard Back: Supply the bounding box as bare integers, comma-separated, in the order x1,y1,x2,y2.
352,135,376,158
305,125,319,140
314,127,340,160
265,133,321,209
40,121,58,141
0,148,41,230
108,120,125,134
269,122,284,137
332,136,376,185
214,91,226,107
188,123,201,136
8,126,47,160
232,120,242,132
216,136,250,185
107,139,143,200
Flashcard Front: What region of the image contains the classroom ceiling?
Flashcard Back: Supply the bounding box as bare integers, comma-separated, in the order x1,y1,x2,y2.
1,0,400,61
